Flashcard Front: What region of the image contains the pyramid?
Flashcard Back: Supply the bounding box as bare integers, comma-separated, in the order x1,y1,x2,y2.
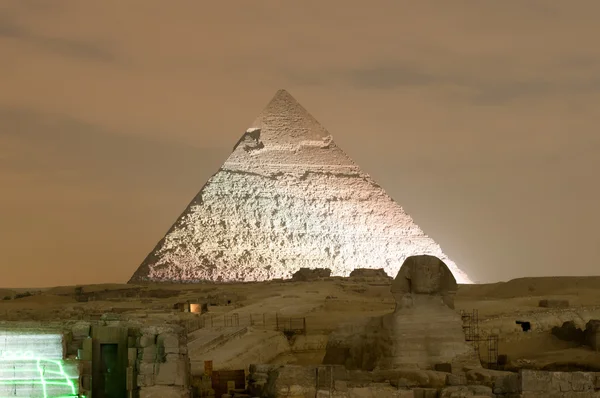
129,90,472,284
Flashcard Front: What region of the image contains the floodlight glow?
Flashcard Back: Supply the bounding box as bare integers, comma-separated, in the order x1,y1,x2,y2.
130,89,474,285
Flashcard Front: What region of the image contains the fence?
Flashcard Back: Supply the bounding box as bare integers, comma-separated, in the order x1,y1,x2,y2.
184,312,306,335
276,314,307,335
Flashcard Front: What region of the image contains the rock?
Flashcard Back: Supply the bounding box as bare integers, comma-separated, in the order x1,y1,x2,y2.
128,90,470,285
585,319,600,350
466,368,518,394
349,268,390,279
291,268,332,281
551,321,585,344
538,299,569,308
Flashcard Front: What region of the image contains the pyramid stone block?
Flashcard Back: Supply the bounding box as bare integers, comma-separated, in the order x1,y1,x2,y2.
129,90,471,284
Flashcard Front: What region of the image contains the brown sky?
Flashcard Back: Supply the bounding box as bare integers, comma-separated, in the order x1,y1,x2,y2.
1,1,599,288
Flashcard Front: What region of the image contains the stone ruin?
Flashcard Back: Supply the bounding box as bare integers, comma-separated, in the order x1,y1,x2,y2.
322,255,479,372
248,365,600,397
552,319,600,351
129,89,471,285
291,267,332,282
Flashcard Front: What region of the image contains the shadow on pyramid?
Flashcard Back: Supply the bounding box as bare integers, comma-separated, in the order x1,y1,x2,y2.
129,90,471,284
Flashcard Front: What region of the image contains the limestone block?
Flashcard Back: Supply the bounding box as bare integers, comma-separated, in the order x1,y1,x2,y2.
520,370,552,392
139,385,191,398
551,371,572,392
519,393,600,398
388,370,447,389
139,333,156,348
440,385,494,397
571,372,595,392
165,353,185,362
249,364,278,374
139,345,158,363
467,385,493,396
467,368,518,392
335,380,348,392
349,268,390,279
155,359,188,386
267,365,317,397
71,322,91,338
158,332,180,354
539,299,570,308
138,362,155,376
137,373,155,388
141,325,184,336
491,372,519,394
317,365,349,390
413,388,439,398
346,385,414,397
128,347,138,366
446,374,463,386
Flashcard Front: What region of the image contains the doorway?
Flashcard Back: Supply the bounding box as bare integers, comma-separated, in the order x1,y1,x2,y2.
97,343,126,398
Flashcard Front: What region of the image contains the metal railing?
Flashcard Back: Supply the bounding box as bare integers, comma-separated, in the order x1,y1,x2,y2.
184,312,307,335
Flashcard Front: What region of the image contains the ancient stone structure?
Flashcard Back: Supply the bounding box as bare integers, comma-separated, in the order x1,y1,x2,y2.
323,255,478,371
0,320,192,398
247,365,600,397
349,268,391,279
129,90,471,284
291,267,332,281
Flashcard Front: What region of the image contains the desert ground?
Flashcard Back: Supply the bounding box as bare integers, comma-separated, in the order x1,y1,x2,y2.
2,275,600,374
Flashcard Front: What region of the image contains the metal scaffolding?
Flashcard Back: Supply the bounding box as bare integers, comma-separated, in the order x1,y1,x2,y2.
460,309,500,368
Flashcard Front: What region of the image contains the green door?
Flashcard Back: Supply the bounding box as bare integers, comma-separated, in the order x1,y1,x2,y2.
99,344,126,398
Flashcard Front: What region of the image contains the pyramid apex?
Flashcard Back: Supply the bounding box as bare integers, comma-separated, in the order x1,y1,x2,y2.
250,89,330,143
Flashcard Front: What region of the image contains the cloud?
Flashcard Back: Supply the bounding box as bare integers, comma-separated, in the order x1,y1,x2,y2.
280,33,600,104
0,11,116,62
302,60,600,105
0,107,227,189
345,65,438,89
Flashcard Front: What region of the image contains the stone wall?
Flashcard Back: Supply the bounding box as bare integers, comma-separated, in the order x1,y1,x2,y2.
519,369,600,397
132,324,191,398
65,320,192,398
248,364,600,397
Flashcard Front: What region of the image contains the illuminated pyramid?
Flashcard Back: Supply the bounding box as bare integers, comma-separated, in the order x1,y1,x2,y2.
129,90,472,284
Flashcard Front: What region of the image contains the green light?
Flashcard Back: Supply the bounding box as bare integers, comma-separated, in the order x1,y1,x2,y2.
0,356,78,398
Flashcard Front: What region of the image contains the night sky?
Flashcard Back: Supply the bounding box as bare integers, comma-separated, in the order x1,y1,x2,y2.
1,1,599,287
